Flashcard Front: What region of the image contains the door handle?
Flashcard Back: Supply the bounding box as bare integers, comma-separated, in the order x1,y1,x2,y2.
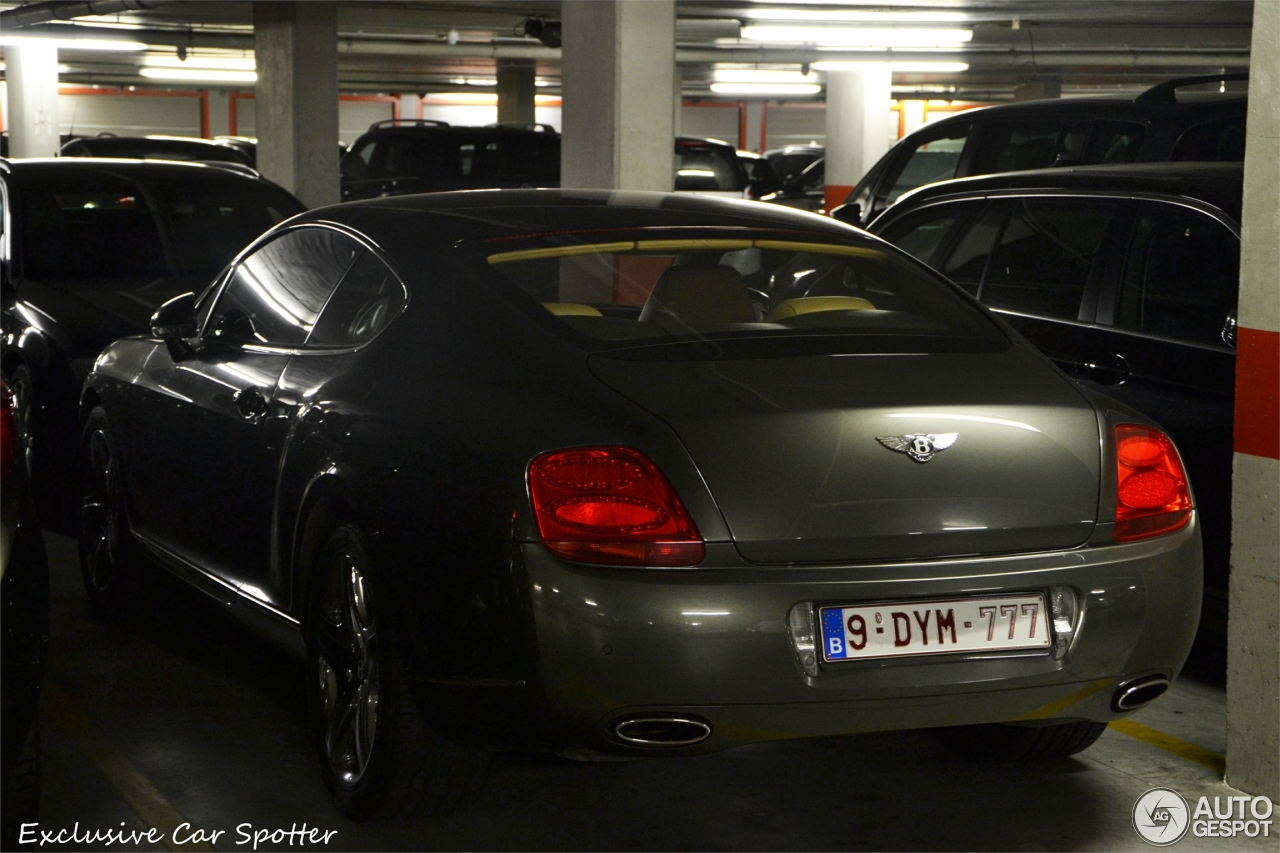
1082,353,1130,386
233,386,270,420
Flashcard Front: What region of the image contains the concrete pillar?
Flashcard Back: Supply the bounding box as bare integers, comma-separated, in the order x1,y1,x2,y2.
824,66,892,213
745,101,764,153
253,1,339,208
561,0,675,191
1226,0,1280,802
207,90,231,138
497,60,536,126
5,42,60,158
399,93,422,121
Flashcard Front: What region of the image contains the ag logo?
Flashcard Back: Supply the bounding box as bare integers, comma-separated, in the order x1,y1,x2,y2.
1133,787,1190,846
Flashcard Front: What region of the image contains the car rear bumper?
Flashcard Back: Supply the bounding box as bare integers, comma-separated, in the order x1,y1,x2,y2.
522,517,1202,754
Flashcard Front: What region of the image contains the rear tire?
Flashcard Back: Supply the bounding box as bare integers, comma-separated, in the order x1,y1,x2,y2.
77,408,141,617
936,720,1108,762
1,717,41,850
304,523,488,819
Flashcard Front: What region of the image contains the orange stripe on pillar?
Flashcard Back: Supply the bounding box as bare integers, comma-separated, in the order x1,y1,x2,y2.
1234,326,1280,460
823,185,853,216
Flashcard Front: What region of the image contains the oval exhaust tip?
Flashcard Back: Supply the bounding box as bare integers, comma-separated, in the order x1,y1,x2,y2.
614,716,711,747
1113,676,1170,711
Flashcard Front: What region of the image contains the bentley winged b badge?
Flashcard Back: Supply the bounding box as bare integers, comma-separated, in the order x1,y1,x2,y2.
877,433,959,463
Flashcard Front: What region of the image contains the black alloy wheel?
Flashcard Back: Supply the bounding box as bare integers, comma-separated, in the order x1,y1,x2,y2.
305,523,488,819
77,407,139,616
5,364,37,482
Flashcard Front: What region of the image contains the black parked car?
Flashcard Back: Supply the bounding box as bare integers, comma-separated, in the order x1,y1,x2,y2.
82,189,1200,818
868,162,1240,625
764,143,824,184
834,74,1247,227
59,135,257,167
0,158,305,530
340,120,561,201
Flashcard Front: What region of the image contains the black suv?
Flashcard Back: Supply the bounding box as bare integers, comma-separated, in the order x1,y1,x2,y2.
59,134,257,167
340,120,561,201
0,158,305,531
834,74,1247,227
868,162,1241,625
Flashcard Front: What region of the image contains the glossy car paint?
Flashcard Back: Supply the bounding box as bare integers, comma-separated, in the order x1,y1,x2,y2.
868,163,1237,599
83,190,1201,755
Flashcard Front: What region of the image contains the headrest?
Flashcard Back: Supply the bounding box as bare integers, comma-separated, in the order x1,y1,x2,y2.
638,265,756,328
543,302,603,317
766,296,875,321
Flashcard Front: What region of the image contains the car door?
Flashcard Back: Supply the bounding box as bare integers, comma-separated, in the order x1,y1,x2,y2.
125,226,360,594
1089,200,1238,592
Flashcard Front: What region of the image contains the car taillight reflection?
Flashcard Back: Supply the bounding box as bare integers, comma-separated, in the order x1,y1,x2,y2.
0,381,15,483
529,446,705,566
1114,424,1192,542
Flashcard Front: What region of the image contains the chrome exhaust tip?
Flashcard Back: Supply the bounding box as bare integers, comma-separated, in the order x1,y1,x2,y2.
613,716,712,747
1112,675,1170,711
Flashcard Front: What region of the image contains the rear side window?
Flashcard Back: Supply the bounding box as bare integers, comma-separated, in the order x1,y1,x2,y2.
17,178,168,280
980,197,1120,319
1171,117,1246,162
877,200,986,271
970,121,1067,174
675,146,746,192
475,230,1008,356
878,128,969,207
939,205,1006,297
309,248,407,347
1115,204,1238,346
1085,121,1146,164
206,228,360,347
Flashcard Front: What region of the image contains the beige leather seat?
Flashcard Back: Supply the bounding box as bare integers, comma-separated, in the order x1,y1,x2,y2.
638,266,757,328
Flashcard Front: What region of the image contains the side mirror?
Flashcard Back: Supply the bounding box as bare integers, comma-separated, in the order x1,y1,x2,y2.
150,292,197,340
1222,313,1237,347
829,202,862,226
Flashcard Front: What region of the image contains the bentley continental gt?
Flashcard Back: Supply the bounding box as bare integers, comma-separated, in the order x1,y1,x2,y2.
78,190,1201,818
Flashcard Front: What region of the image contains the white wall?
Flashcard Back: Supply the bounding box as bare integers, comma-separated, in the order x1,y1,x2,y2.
235,97,394,146
58,92,202,138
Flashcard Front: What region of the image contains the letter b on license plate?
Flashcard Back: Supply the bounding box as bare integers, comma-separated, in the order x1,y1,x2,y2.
819,594,1050,662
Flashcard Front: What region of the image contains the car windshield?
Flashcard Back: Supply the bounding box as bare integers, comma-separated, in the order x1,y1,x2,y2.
474,229,1007,357
16,174,300,281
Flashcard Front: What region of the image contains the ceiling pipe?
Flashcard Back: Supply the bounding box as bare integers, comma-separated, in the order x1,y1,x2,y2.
0,0,163,29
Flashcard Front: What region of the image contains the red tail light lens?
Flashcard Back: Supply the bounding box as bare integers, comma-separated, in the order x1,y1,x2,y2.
0,381,15,484
529,446,705,567
1114,424,1192,542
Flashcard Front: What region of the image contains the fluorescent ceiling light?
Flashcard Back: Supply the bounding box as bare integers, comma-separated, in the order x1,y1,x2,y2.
814,61,970,73
143,56,255,71
741,26,972,48
741,8,968,23
0,62,72,72
712,69,818,84
424,93,560,106
0,35,146,51
710,82,822,96
447,77,497,86
139,68,258,83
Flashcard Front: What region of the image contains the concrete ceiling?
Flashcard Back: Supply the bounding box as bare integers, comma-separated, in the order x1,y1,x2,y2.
0,0,1255,100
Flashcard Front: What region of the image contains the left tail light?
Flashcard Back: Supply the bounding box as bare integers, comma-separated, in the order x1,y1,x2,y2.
0,381,15,483
529,446,705,567
1114,424,1192,542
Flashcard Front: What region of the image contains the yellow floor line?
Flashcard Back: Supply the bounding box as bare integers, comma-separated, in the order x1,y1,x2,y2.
42,682,217,853
1016,678,1114,720
1109,717,1226,775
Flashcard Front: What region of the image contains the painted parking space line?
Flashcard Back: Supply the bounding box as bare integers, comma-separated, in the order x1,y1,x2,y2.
1108,718,1226,775
42,682,217,853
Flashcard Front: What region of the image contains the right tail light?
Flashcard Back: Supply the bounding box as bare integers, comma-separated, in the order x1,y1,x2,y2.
1113,424,1192,542
0,381,15,484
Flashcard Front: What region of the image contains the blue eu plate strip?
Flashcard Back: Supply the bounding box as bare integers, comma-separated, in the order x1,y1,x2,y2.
821,607,847,660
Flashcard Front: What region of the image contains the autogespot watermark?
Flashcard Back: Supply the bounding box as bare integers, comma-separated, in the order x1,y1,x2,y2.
1133,787,1274,845
17,821,338,849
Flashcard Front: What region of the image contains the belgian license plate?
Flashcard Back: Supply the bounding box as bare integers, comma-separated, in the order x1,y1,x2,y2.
818,594,1051,662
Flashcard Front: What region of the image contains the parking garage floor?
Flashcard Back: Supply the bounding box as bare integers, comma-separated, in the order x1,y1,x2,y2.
30,532,1273,853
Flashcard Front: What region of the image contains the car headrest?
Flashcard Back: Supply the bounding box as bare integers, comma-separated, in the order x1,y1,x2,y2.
638,265,756,327
765,296,875,321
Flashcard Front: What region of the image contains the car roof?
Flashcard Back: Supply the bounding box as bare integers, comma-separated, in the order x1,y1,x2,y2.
884,162,1243,224
3,156,271,184
304,188,862,245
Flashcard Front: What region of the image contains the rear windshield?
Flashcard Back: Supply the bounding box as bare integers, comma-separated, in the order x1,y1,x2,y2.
474,229,1008,358
675,146,747,192
16,174,301,281
343,132,560,187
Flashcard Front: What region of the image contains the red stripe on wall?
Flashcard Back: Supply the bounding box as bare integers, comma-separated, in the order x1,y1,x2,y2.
1234,326,1280,460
